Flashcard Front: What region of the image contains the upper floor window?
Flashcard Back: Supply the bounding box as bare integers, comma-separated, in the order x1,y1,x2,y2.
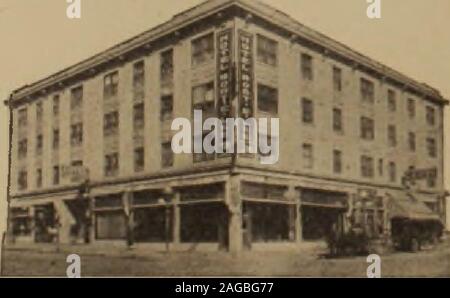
388,89,396,112
134,147,145,173
161,95,174,122
333,66,342,92
192,33,214,66
408,132,416,152
333,108,343,133
301,53,313,81
36,102,43,122
361,155,374,178
427,137,437,158
104,152,119,177
53,166,60,186
361,116,375,140
18,108,27,127
36,134,43,155
388,125,397,147
70,86,83,111
257,35,278,66
161,49,174,83
302,98,314,124
333,150,342,174
133,61,145,101
53,95,60,117
302,143,314,169
18,170,27,190
104,111,119,137
104,71,119,99
407,98,415,118
161,142,174,168
70,123,83,146
53,129,60,150
389,162,397,182
18,139,27,159
192,82,215,118
257,84,278,116
360,78,374,103
36,168,42,188
133,103,145,130
426,106,436,126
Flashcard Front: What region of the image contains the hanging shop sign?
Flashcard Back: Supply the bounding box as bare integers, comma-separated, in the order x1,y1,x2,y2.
238,30,254,119
217,28,233,118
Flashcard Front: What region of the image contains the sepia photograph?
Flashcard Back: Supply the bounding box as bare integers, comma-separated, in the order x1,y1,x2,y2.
0,0,449,280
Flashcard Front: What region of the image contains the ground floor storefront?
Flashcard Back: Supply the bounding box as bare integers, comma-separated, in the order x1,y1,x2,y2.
7,170,445,254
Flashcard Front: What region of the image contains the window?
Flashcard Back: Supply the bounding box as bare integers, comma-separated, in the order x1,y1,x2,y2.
407,98,415,118
360,78,374,103
104,72,119,99
361,155,374,178
36,134,43,155
192,33,214,66
70,123,83,146
53,129,60,150
134,147,145,173
18,170,27,190
53,166,60,185
257,35,278,66
133,103,145,130
333,66,342,92
427,138,437,158
192,82,215,117
70,86,83,111
302,98,314,124
361,117,375,140
53,95,60,116
389,162,396,182
161,142,174,168
302,143,313,169
72,160,83,167
104,111,119,137
18,108,27,127
161,95,174,122
427,175,436,188
301,53,313,81
18,139,27,159
36,168,42,188
333,150,342,174
388,89,396,112
193,132,216,163
333,108,343,132
257,85,278,115
378,159,384,176
160,49,174,83
105,152,119,177
36,102,43,122
388,125,397,147
133,61,145,101
408,132,416,152
426,106,436,126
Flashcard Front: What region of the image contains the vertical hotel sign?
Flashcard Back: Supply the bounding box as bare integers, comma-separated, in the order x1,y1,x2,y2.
217,29,233,118
238,30,254,119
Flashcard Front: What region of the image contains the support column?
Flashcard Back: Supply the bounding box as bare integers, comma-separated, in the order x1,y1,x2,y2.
89,196,96,244
296,196,303,243
172,191,181,247
227,175,243,256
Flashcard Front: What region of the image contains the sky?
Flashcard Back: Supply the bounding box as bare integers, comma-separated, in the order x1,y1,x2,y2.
0,0,449,241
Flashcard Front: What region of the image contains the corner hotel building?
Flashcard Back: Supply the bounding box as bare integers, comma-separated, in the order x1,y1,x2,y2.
5,0,447,253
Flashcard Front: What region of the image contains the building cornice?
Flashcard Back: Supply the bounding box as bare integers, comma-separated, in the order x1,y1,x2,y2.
4,0,448,107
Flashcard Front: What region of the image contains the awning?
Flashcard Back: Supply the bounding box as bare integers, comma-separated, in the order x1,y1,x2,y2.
388,192,441,222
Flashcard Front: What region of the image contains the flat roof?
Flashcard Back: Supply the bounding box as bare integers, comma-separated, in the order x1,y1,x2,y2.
5,0,448,106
